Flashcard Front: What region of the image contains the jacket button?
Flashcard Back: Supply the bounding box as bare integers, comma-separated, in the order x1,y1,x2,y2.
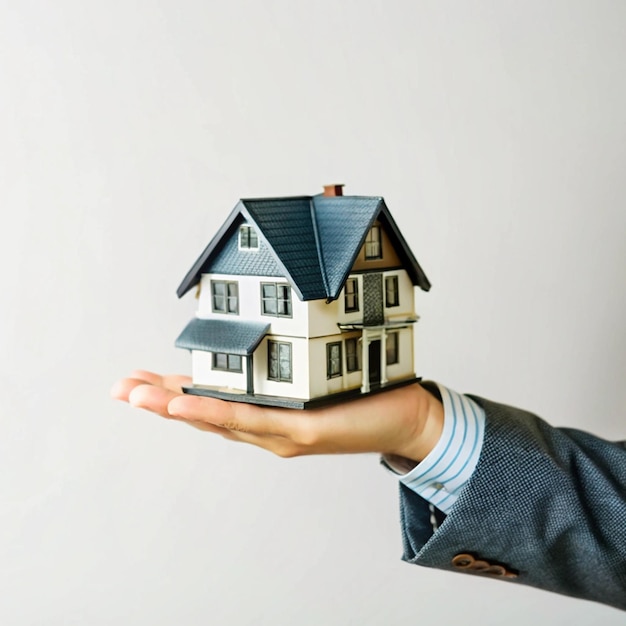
452,553,474,569
451,553,519,579
483,564,506,577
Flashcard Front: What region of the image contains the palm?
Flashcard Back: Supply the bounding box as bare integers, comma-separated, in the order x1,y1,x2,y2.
111,370,442,461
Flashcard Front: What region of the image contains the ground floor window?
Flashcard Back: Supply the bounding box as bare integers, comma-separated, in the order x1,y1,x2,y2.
345,337,361,372
268,340,292,382
327,342,342,378
386,332,399,365
212,352,242,372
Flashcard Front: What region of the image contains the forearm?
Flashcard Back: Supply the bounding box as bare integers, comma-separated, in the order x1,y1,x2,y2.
398,394,626,610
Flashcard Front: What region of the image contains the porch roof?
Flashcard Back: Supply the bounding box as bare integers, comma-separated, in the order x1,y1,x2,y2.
175,318,270,355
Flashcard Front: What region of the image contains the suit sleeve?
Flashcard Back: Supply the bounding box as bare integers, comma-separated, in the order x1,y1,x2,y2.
398,395,626,610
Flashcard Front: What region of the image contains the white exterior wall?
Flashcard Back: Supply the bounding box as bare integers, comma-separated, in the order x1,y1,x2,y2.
383,269,416,321
191,270,416,400
307,297,341,338
385,325,415,382
191,350,248,390
307,269,416,339
197,273,309,338
308,333,362,398
307,325,414,400
193,273,312,399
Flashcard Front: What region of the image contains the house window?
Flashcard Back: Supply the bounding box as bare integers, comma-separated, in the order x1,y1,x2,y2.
345,337,361,372
239,225,258,249
344,277,359,313
385,275,399,307
386,332,399,365
268,341,292,382
327,342,342,378
364,225,382,259
261,283,292,317
212,353,242,372
211,280,239,314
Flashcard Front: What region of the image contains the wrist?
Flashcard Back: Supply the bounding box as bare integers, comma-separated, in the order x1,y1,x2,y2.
389,383,444,462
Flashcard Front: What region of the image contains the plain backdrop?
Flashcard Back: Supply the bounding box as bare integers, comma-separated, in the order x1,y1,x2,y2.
1,1,625,624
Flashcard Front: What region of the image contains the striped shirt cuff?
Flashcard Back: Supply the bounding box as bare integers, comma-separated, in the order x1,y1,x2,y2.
384,383,486,515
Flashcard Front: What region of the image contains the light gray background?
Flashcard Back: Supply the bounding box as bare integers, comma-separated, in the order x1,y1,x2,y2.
2,1,625,624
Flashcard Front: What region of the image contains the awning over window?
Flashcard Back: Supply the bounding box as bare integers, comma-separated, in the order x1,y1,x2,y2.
175,318,270,355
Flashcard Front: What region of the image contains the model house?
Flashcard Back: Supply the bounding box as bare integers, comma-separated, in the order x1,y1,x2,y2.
175,185,431,408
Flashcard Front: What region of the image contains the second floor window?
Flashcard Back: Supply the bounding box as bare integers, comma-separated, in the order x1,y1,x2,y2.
261,283,292,317
211,280,239,314
385,275,399,307
344,277,359,312
239,225,258,249
364,225,382,259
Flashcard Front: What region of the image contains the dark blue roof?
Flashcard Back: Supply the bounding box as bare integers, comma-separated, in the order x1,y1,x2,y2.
243,198,327,299
177,193,431,301
175,319,270,354
207,214,284,277
313,196,382,299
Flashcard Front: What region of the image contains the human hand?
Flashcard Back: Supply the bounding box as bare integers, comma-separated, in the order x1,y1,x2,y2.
111,370,443,462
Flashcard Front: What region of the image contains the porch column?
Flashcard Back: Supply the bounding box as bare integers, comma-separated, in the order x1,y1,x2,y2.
380,329,388,385
361,328,370,394
246,354,254,394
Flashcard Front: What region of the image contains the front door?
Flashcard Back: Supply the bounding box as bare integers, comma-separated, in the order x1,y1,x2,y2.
363,273,384,325
368,340,381,385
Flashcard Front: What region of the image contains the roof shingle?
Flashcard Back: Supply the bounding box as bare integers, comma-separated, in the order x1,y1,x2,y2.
177,192,430,300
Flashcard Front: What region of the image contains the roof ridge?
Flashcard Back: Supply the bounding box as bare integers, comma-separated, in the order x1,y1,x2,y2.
309,198,331,299
240,194,312,203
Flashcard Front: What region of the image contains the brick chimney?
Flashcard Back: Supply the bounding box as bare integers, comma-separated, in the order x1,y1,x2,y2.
323,184,344,197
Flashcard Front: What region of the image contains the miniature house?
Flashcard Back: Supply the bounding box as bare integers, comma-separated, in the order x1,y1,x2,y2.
175,185,431,408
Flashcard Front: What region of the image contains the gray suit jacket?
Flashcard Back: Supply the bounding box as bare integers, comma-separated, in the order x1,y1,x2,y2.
399,395,626,610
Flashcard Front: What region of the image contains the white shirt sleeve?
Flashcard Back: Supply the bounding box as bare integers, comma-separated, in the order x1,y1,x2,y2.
382,383,486,515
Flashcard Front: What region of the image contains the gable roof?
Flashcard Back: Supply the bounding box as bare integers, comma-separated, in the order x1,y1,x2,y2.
177,193,431,301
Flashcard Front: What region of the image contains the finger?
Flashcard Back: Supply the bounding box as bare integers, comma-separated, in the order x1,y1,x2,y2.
172,416,286,451
127,370,163,385
220,430,301,457
166,392,375,448
177,418,300,457
160,374,192,393
110,377,151,402
128,370,192,393
167,394,292,437
128,383,182,418
180,419,240,438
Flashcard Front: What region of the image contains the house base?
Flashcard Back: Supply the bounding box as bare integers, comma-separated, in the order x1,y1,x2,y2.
182,376,421,410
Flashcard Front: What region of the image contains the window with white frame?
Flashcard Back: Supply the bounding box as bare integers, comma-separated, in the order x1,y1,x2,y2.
239,225,259,249
345,337,361,372
212,352,242,372
344,277,359,313
385,275,399,307
268,340,292,382
364,225,382,259
327,342,342,378
211,280,239,314
261,282,292,317
386,331,399,365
